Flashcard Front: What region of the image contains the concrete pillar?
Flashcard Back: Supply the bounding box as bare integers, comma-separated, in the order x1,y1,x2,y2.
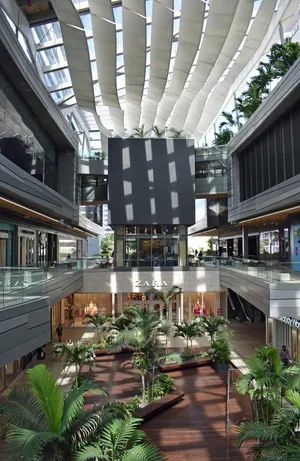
188,294,192,321
278,226,285,262
179,292,184,323
112,293,115,318
168,302,172,322
160,303,163,319
117,293,123,313
115,239,124,267
242,226,249,259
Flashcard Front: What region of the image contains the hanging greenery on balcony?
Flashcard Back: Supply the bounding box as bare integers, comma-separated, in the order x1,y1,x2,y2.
214,39,300,145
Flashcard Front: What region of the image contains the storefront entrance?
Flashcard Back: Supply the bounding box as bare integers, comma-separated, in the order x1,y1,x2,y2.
18,227,36,266
0,223,15,266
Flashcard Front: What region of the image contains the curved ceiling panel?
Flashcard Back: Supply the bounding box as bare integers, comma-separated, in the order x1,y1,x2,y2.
139,0,173,131
123,0,146,133
154,0,205,130
169,0,239,131
89,0,124,134
51,0,95,110
195,0,277,138
183,0,253,135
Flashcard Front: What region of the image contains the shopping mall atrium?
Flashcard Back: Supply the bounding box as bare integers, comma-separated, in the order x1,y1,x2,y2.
1,0,300,460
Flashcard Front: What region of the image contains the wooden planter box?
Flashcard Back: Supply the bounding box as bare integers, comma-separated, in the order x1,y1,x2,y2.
94,348,133,357
135,391,184,422
159,357,212,373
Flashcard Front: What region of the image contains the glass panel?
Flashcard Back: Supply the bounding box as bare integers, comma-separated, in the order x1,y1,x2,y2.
37,46,67,67
152,225,162,235
80,12,92,35
139,239,151,266
113,6,122,29
152,238,165,267
124,238,137,267
166,238,178,266
33,21,62,45
139,225,151,235
116,31,123,54
125,225,137,235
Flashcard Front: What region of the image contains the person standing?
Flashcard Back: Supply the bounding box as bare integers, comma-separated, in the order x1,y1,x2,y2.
66,254,72,270
56,323,63,342
280,345,291,366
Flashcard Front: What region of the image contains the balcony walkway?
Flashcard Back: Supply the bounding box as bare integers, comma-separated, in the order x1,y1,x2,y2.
85,354,253,461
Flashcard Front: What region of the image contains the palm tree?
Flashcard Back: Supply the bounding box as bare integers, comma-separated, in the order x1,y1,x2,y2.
236,345,300,423
202,315,229,346
132,124,151,138
54,341,95,376
238,389,300,461
235,81,264,119
152,125,165,137
174,320,203,353
168,127,183,138
251,61,274,96
158,320,175,357
74,417,164,461
112,308,162,400
146,285,182,321
218,111,237,130
268,39,300,78
214,111,237,145
85,313,111,343
214,128,234,146
0,364,126,461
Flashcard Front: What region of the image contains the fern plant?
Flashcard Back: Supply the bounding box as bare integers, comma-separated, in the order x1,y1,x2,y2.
74,417,164,461
238,389,300,461
0,364,125,461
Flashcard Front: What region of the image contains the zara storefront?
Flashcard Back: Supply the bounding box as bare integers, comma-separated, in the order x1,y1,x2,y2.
73,267,227,323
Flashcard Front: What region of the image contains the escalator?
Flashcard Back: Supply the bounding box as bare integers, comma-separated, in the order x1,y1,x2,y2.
228,289,250,322
228,289,264,323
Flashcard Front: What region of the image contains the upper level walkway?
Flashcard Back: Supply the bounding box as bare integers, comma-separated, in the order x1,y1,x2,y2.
2,256,300,319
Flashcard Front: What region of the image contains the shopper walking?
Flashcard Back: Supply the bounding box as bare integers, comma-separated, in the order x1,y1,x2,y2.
56,323,63,342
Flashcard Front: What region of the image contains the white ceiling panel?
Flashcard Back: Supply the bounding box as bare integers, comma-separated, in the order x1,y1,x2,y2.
195,0,278,138
169,0,239,131
154,0,205,129
183,0,253,134
139,0,173,131
51,0,95,110
122,0,146,133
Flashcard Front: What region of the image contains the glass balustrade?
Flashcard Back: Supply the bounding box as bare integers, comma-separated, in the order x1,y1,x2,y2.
0,267,44,309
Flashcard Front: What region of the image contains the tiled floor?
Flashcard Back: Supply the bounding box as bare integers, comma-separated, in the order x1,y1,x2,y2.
1,325,255,461
85,354,253,461
230,320,266,358
1,326,97,396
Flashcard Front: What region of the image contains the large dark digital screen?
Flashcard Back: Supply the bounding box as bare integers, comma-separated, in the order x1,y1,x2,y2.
108,138,195,225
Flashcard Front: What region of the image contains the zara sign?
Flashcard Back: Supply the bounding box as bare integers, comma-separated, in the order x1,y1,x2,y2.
134,280,168,288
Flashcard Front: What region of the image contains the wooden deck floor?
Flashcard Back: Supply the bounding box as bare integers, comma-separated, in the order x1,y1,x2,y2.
85,354,253,461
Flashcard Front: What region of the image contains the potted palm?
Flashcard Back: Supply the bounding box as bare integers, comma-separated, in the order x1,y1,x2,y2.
211,336,231,374
174,320,203,355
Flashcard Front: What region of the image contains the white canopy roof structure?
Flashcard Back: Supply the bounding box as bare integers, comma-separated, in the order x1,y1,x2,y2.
21,0,300,143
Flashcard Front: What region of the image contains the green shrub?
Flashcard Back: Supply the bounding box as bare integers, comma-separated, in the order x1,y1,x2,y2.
126,395,142,413
146,373,175,401
210,337,231,363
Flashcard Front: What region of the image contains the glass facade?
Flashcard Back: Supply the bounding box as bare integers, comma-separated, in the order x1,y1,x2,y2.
115,225,185,267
